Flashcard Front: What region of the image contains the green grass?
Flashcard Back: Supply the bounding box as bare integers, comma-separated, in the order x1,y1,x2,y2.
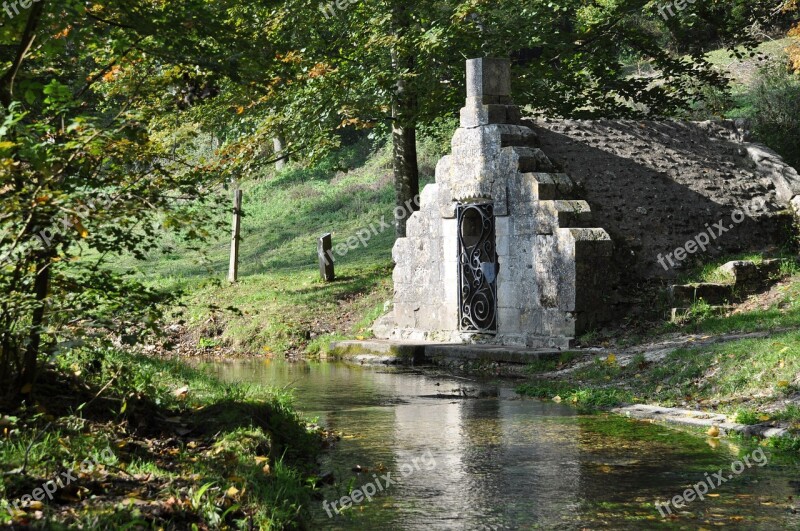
517,381,633,409
669,274,800,336
703,37,797,87
116,134,446,355
675,252,797,285
524,352,581,374
0,348,322,529
519,329,800,442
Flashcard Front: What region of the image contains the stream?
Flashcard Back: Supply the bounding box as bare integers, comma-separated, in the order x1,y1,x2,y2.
211,359,800,530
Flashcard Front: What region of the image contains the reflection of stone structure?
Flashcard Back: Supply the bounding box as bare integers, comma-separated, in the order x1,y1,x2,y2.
374,58,612,348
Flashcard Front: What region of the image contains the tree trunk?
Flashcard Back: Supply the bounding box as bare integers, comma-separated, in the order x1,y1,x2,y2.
273,133,288,170
20,256,50,392
392,118,419,238
390,1,419,238
0,1,45,106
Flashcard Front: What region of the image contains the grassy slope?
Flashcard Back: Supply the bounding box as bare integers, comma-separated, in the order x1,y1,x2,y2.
123,135,443,355
704,37,796,87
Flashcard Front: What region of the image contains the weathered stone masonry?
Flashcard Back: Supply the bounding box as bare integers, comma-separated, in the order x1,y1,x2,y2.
374,58,613,348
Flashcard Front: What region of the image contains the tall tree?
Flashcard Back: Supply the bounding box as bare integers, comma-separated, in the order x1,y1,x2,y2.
0,0,261,399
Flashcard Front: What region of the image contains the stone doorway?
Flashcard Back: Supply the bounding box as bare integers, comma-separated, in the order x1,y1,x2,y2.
457,203,498,333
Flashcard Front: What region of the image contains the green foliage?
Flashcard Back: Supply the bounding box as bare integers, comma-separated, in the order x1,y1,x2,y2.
749,61,800,169
658,0,787,54
0,1,235,398
764,435,800,453
734,408,762,425
516,380,632,409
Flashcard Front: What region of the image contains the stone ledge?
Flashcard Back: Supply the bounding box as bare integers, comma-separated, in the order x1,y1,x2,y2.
425,344,573,364
327,340,428,364
614,404,791,440
743,143,800,203
328,339,581,365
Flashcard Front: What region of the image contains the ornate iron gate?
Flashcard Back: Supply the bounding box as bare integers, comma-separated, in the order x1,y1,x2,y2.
457,203,498,333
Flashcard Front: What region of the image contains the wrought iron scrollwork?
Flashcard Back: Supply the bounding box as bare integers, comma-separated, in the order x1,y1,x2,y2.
457,203,498,333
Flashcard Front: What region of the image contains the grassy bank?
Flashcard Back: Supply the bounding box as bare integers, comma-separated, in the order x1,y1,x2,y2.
0,348,325,529
518,274,800,452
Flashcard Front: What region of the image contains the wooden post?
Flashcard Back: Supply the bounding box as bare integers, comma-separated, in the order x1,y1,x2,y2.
318,233,334,282
228,189,242,283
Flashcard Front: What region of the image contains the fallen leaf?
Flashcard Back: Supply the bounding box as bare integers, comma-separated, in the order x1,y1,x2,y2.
226,486,240,498
552,395,562,403
172,386,189,399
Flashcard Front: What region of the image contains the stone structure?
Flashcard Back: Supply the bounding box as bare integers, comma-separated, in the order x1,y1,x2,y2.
374,58,612,348
534,120,796,283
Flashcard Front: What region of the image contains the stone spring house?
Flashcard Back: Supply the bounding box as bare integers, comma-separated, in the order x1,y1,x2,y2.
374,58,612,348
373,58,800,348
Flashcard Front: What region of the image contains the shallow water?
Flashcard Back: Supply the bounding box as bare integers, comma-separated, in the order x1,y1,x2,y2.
210,359,800,530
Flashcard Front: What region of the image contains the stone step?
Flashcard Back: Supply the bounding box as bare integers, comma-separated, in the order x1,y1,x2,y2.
520,172,575,200
500,130,539,148
719,259,784,290
668,258,791,307
508,146,555,173
327,340,581,365
537,199,593,230
669,283,735,306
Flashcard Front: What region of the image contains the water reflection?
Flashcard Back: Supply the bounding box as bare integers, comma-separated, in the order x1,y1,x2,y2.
209,359,800,530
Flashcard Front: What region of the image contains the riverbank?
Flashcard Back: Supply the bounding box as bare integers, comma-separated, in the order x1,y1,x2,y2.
514,274,800,452
0,349,326,528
